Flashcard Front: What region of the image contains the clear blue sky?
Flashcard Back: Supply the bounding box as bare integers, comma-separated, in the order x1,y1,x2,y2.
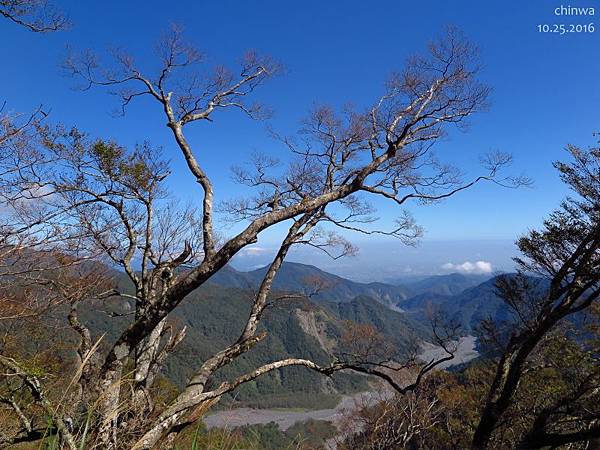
1,0,598,278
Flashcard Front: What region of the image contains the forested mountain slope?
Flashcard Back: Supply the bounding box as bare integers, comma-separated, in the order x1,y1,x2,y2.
77,277,431,408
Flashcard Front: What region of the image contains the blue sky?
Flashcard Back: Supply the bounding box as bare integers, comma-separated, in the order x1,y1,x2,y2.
1,0,598,279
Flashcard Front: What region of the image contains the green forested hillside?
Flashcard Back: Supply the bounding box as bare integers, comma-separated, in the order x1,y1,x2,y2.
75,277,430,408
74,265,504,408
165,285,367,408
321,295,431,355
163,283,432,407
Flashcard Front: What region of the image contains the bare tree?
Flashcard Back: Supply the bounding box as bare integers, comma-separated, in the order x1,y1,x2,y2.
471,140,600,449
0,26,525,448
0,0,66,315
0,0,66,32
0,105,68,320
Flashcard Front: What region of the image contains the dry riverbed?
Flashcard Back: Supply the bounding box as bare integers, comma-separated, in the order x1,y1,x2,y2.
203,335,479,431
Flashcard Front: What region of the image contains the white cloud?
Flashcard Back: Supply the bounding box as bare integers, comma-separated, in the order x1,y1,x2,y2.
240,246,271,256
0,183,58,214
442,260,493,274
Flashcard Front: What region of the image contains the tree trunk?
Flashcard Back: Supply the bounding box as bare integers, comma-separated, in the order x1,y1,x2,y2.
132,318,166,414
96,366,123,449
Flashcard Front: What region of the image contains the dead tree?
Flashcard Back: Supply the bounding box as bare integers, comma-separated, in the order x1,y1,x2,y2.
337,389,443,449
1,26,525,448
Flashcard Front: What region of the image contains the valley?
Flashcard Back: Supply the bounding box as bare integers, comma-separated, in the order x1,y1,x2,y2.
75,262,499,409
202,334,479,431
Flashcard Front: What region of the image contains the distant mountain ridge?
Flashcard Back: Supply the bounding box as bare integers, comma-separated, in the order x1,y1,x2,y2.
398,275,552,332
397,277,511,332
209,262,412,308
210,262,493,309
403,273,492,297
209,262,545,335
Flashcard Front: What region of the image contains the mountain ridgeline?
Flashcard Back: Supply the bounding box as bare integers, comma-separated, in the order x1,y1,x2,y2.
209,263,412,308
209,262,501,328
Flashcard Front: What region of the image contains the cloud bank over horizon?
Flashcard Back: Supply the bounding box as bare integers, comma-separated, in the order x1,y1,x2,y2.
441,260,494,274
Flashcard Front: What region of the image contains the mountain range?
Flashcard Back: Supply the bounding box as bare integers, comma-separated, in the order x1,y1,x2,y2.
397,277,513,332
208,262,501,329
78,292,431,408
209,263,410,308
7,261,511,409
209,262,492,310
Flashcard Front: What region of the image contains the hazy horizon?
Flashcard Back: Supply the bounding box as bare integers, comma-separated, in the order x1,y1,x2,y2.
230,237,517,283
